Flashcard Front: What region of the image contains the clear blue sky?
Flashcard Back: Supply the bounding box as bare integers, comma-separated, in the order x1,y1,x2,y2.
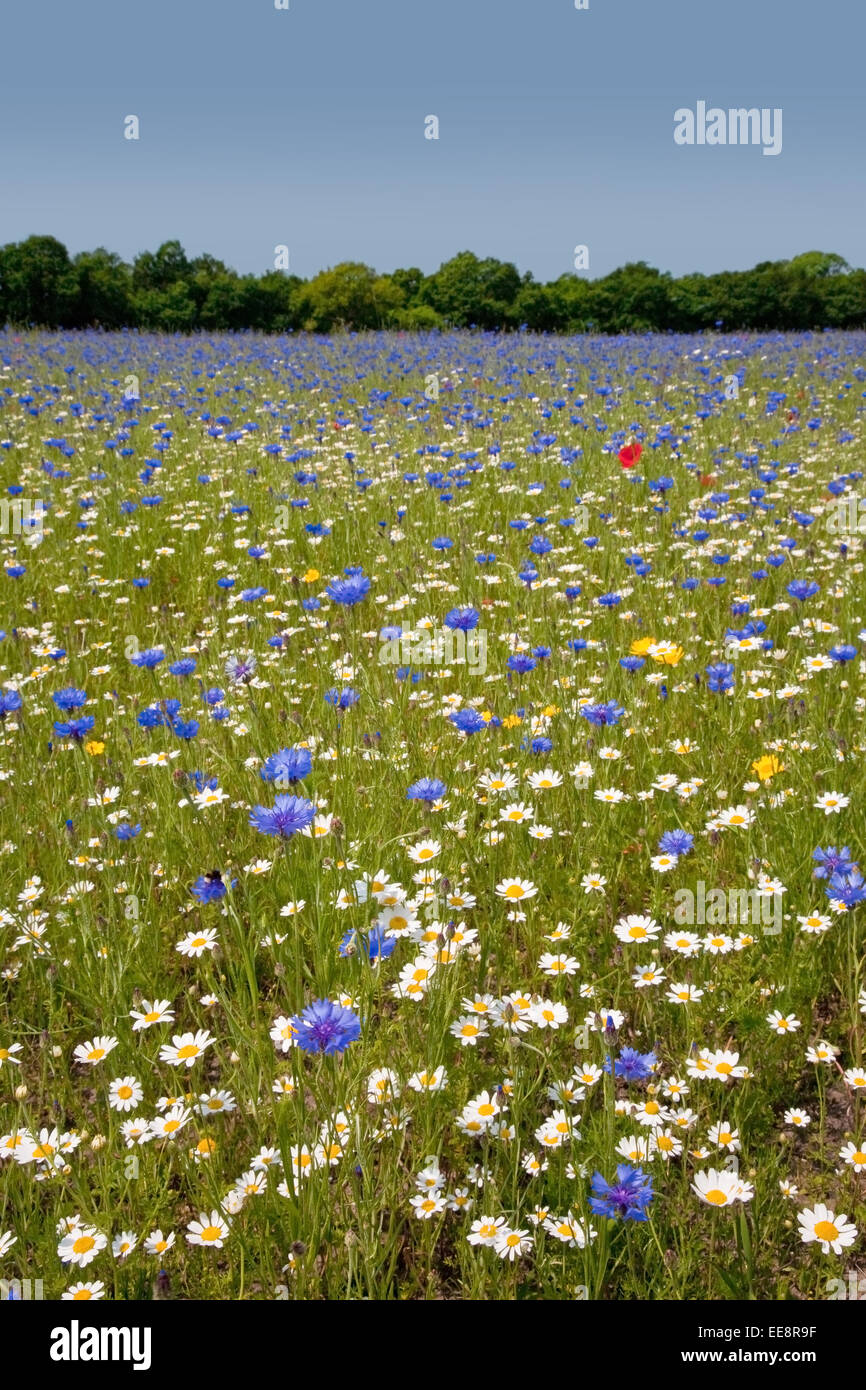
1,0,863,281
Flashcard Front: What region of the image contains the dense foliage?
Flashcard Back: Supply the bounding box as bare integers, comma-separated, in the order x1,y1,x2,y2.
1,238,864,333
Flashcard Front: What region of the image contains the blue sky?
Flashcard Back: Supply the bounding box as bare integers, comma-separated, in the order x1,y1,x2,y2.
1,0,863,281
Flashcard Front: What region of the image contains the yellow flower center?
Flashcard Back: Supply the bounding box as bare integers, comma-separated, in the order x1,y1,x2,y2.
814,1220,838,1242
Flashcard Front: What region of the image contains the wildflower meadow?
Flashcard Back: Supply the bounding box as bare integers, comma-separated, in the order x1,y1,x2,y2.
0,326,864,1304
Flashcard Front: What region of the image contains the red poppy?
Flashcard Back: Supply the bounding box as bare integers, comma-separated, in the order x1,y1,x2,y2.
618,443,642,469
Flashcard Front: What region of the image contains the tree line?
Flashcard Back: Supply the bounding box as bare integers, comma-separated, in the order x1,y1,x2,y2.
1,237,864,334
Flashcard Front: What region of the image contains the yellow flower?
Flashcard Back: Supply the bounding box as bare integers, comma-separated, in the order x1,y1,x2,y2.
85,741,105,756
649,641,684,666
751,754,784,782
541,705,560,718
630,636,656,657
302,568,320,583
501,714,522,729
480,710,495,723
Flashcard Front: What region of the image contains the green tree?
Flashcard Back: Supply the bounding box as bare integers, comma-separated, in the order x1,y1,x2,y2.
132,240,191,294
588,262,674,333
299,262,403,331
0,235,79,325
422,252,521,328
73,248,134,328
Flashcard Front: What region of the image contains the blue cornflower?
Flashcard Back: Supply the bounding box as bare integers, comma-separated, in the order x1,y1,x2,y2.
339,926,396,961
248,794,316,839
137,706,164,730
580,700,625,727
130,647,165,669
829,644,857,664
604,1047,657,1082
450,709,487,735
292,998,361,1054
0,689,22,719
531,737,553,754
115,822,141,841
407,777,447,803
444,607,480,631
326,572,371,605
225,654,257,684
53,717,95,741
597,592,622,607
241,587,267,602
705,662,735,693
191,871,231,904
52,687,88,712
827,869,866,909
173,719,199,740
620,655,645,672
189,771,219,793
260,746,313,784
325,687,360,709
529,535,553,556
812,846,856,879
507,654,536,675
658,829,694,857
786,579,820,602
590,1165,654,1222
169,659,197,677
